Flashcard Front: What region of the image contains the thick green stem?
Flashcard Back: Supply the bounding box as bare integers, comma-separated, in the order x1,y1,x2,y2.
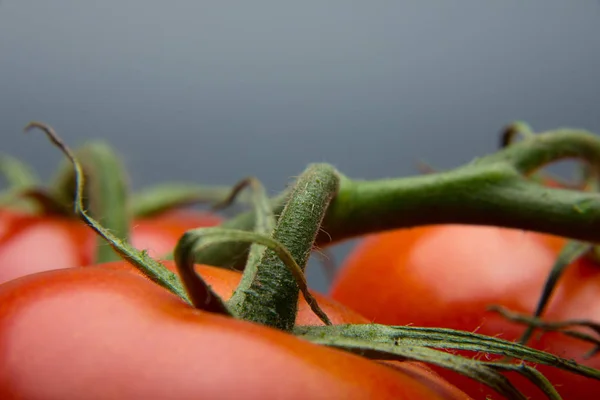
191,128,600,269
319,165,600,244
233,164,339,331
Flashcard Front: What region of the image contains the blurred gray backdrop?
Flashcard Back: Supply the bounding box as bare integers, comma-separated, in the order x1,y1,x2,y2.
2,1,600,292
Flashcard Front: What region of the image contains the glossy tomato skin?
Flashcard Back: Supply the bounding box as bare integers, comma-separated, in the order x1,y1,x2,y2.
331,225,600,399
0,208,221,284
103,260,472,398
99,259,369,326
0,266,471,400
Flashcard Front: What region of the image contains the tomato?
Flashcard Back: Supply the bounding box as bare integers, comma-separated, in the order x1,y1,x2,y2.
98,259,367,326
331,225,600,399
0,264,471,399
0,208,221,284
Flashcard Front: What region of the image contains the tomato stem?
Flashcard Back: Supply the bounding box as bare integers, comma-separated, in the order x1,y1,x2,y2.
131,183,252,218
78,142,132,263
170,229,232,314
25,121,193,304
191,193,288,268
187,126,600,270
28,141,133,263
225,177,277,307
233,164,338,331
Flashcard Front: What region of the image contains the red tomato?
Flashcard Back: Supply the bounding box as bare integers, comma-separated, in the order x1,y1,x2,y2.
0,265,471,399
99,259,368,326
331,225,600,399
103,259,472,397
0,208,221,284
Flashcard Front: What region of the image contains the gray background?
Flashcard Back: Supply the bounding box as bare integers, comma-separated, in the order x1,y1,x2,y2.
2,1,599,292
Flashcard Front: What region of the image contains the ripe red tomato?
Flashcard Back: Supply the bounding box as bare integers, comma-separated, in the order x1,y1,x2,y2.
0,208,221,284
0,264,471,399
100,259,367,326
331,225,600,399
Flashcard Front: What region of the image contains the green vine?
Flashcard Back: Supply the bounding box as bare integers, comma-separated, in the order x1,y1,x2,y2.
131,183,252,218
76,142,131,263
22,121,600,398
231,164,338,331
189,127,600,269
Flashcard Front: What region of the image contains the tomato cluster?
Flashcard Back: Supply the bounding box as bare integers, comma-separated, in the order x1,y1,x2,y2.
2,128,599,399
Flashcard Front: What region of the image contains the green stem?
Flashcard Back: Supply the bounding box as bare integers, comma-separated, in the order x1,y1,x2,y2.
76,142,131,263
328,129,600,244
225,178,276,309
192,193,288,268
319,164,599,244
190,128,600,269
131,183,252,218
25,121,191,304
233,164,339,331
38,141,132,263
480,128,600,174
174,228,331,324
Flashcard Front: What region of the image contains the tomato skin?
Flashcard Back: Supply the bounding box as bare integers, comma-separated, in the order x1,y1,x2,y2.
99,259,368,326
0,209,221,284
105,260,474,398
0,266,471,399
331,225,600,399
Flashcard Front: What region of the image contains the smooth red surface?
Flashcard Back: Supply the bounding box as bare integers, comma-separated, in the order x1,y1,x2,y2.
0,265,472,400
331,225,600,399
0,209,221,284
